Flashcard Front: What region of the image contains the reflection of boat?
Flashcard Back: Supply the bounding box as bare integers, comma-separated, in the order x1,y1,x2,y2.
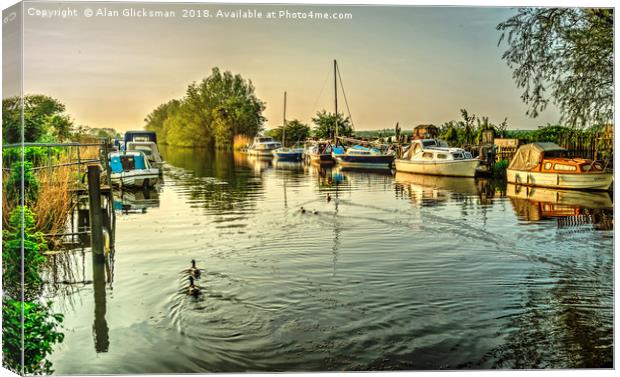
304,140,334,163
113,188,160,212
108,151,160,188
273,160,303,171
126,141,164,169
395,139,479,177
332,144,395,169
506,142,613,190
247,136,281,157
394,171,479,194
507,184,612,212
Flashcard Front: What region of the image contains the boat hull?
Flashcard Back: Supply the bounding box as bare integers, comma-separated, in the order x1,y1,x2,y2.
272,150,303,161
507,169,613,190
111,169,160,188
248,149,278,157
334,154,394,169
307,153,334,163
394,158,479,177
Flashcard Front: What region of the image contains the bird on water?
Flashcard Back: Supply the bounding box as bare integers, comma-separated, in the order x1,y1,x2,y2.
187,276,201,296
327,193,332,203
189,259,201,278
300,206,306,214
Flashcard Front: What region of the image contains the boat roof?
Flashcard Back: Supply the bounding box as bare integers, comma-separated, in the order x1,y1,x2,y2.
508,142,567,171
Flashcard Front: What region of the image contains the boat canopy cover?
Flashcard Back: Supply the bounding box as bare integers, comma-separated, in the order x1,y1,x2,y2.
124,131,157,144
508,142,567,171
109,153,147,173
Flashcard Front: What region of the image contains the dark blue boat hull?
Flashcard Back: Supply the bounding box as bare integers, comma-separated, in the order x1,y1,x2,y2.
334,154,394,169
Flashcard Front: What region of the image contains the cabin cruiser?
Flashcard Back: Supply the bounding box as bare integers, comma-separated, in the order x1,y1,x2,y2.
108,151,160,188
332,144,395,169
395,139,479,177
506,142,612,190
125,141,164,169
247,136,282,157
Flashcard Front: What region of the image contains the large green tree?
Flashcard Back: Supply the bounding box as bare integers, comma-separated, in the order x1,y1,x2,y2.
497,8,613,127
145,68,265,148
2,95,73,143
311,110,353,140
266,119,311,146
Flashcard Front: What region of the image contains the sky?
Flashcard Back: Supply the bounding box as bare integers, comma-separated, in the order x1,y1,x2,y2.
11,2,563,132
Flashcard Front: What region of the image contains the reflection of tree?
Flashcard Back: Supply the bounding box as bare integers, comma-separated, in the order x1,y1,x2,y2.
161,146,263,212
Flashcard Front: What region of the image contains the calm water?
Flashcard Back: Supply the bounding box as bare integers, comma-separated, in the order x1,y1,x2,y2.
47,147,614,373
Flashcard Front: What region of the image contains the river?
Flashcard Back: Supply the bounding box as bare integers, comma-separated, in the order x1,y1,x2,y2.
47,146,613,373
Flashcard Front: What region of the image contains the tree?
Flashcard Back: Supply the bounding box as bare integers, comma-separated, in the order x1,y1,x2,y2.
2,95,68,143
144,68,265,148
311,110,353,140
266,119,311,146
497,8,613,127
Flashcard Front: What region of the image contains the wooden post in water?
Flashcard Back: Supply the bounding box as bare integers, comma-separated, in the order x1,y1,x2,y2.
87,165,104,261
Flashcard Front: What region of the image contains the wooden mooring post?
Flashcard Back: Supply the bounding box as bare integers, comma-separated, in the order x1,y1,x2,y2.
87,165,105,262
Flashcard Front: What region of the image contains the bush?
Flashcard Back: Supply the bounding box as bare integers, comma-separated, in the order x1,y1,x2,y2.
493,160,509,177
2,299,64,375
4,161,39,206
2,207,48,300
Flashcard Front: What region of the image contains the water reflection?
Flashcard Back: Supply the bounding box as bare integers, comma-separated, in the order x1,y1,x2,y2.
507,184,613,229
49,149,613,373
113,188,160,214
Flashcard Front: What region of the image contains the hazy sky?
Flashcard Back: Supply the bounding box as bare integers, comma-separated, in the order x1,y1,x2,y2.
18,2,562,131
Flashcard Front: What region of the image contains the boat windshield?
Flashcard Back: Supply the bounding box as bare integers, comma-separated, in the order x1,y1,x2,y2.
257,137,274,142
422,140,438,147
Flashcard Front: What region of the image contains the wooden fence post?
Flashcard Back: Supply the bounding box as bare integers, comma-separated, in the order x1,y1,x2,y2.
87,165,104,261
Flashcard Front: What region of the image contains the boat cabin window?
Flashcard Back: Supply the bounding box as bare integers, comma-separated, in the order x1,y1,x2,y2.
422,152,434,159
257,137,273,142
544,162,553,170
133,146,153,155
451,152,463,160
553,163,577,172
422,140,437,147
464,152,472,159
437,153,448,159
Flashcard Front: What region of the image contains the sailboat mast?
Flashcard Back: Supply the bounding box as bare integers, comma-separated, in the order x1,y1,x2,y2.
282,91,287,147
334,59,338,145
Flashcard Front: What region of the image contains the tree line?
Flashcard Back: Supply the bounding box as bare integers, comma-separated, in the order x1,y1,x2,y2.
144,67,354,148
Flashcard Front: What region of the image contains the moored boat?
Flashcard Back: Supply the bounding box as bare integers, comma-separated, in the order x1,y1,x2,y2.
332,144,395,169
273,146,304,161
304,140,334,163
247,136,282,157
395,139,479,177
506,142,612,190
108,151,160,188
125,141,164,169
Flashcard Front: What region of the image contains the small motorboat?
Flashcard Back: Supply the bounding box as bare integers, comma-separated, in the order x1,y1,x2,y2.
506,142,613,190
108,151,160,188
304,140,334,163
273,146,304,161
247,136,282,157
395,139,479,177
332,144,395,169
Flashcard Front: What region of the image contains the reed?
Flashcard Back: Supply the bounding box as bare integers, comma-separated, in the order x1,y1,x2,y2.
33,161,74,237
233,135,252,150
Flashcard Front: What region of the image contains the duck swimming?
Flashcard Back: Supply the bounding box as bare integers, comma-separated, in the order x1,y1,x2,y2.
312,209,319,215
187,276,201,296
189,259,201,278
300,206,306,214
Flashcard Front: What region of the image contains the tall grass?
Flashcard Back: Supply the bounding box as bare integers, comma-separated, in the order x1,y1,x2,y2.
233,135,252,150
33,163,74,236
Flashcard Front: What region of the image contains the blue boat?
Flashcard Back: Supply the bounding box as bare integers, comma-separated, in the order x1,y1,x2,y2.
272,147,304,161
108,151,160,188
333,144,395,169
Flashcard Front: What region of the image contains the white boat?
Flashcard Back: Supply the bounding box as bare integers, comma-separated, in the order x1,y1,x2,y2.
395,139,479,177
247,136,281,157
108,151,160,188
506,142,613,190
125,141,164,169
304,140,334,163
